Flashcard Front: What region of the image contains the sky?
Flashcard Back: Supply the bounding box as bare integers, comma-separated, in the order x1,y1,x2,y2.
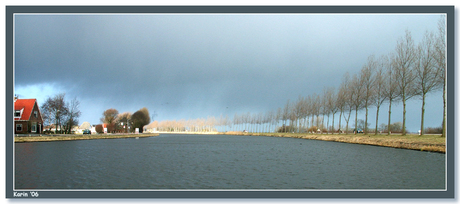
13,12,445,132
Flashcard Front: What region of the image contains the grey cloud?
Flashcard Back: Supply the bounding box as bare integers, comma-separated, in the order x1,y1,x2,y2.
14,14,443,130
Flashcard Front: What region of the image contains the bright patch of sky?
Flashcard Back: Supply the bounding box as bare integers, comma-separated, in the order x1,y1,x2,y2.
14,82,64,105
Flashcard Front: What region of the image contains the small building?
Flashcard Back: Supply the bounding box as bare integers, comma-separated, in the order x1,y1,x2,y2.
14,98,44,134
75,122,92,134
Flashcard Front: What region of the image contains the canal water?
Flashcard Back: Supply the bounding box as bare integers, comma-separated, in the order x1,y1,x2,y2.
14,134,445,190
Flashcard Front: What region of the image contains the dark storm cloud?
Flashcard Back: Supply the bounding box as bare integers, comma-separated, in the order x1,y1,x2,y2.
14,14,443,127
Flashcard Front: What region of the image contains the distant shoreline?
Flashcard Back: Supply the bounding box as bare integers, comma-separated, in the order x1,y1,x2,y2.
14,133,159,143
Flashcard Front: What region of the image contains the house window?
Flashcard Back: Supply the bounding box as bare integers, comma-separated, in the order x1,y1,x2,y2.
16,124,22,132
31,123,37,132
34,111,38,118
14,110,21,118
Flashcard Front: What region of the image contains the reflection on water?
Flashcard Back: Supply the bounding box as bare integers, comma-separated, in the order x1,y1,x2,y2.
15,134,445,189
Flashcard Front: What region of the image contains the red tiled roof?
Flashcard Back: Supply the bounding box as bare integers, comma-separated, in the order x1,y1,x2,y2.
14,99,37,121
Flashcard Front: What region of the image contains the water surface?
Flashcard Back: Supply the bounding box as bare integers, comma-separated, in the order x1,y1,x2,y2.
14,134,445,189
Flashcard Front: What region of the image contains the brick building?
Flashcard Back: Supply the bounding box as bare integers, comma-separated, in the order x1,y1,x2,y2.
14,98,44,134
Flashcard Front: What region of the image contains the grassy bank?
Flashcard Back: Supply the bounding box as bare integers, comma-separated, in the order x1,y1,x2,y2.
222,132,446,153
14,133,159,143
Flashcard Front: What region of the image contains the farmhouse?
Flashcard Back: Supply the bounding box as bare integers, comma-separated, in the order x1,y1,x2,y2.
14,98,44,134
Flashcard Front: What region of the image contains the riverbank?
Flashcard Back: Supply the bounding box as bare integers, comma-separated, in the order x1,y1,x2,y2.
14,133,159,143
21,131,444,153
222,132,446,153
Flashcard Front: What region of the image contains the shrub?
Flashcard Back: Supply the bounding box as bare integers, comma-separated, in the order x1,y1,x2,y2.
424,127,443,134
95,124,103,133
43,130,53,134
276,125,297,133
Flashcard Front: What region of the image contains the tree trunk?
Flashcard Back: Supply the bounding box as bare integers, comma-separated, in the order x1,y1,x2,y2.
402,98,407,136
354,108,358,135
332,113,335,134
442,81,446,137
311,116,314,132
345,109,352,134
316,115,320,133
375,106,380,135
321,115,325,134
420,92,426,135
388,99,392,135
364,104,369,135
338,110,343,134
303,117,310,132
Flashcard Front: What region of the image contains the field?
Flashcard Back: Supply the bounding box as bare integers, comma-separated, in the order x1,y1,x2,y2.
223,132,446,153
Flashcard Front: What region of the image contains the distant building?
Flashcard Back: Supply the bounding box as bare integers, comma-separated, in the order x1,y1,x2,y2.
14,98,43,134
75,122,91,134
91,125,98,134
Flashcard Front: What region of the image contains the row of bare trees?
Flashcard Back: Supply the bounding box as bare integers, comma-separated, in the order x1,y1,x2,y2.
146,113,281,133
148,117,219,132
269,17,446,136
149,17,446,136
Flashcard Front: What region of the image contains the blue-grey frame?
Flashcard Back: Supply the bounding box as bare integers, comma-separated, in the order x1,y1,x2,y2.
5,5,455,199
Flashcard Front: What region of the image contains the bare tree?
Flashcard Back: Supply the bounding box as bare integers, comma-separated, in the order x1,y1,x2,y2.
323,87,337,134
178,119,186,132
221,114,229,132
282,100,290,132
339,72,353,134
336,82,347,134
330,90,339,134
393,30,418,135
294,96,305,133
320,94,327,133
373,55,389,134
383,54,400,135
434,16,447,137
276,107,282,132
63,97,81,134
351,73,365,134
361,55,377,135
298,96,310,133
266,110,275,133
343,99,353,134
308,93,320,132
303,95,312,131
206,116,216,132
414,31,442,135
257,112,264,133
233,113,239,132
41,93,68,133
